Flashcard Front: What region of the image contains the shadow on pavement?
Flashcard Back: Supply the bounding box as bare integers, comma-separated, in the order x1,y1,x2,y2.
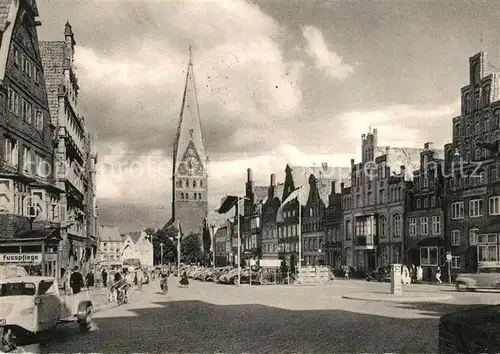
39,300,478,353
394,302,490,318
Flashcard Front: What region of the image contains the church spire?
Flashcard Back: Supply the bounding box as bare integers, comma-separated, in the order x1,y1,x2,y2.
173,46,206,176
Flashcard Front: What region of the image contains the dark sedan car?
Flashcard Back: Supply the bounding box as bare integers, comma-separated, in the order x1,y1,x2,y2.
366,266,391,282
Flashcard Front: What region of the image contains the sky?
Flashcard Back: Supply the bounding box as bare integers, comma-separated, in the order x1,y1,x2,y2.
36,0,500,232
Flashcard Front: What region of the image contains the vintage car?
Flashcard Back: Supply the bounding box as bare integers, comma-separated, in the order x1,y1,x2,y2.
455,261,500,291
0,276,94,350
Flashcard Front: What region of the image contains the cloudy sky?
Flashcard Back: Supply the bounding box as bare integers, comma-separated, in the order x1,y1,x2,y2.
37,0,499,232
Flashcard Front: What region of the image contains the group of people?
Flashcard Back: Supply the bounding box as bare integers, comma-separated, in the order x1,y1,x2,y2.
60,265,93,295
99,267,148,303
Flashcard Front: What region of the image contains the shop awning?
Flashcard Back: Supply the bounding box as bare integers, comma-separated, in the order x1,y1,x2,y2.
15,228,62,242
417,237,445,247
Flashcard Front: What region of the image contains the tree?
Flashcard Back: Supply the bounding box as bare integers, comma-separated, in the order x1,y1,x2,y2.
152,225,177,265
181,233,203,264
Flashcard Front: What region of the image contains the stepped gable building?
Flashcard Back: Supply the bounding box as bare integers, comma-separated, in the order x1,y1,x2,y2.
98,225,122,268
261,173,284,260
278,163,349,269
40,21,98,275
0,0,65,278
405,142,445,281
342,127,423,272
323,180,344,267
444,52,500,275
166,48,208,238
241,168,267,263
121,231,153,267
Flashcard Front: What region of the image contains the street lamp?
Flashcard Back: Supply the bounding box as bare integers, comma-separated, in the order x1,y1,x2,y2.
209,224,216,270
160,243,164,266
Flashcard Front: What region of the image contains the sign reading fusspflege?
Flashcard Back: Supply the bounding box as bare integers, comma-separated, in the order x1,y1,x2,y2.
1,253,42,263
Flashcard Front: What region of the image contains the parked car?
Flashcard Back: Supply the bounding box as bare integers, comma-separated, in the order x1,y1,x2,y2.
217,269,239,284
455,261,500,291
0,276,93,350
366,266,391,282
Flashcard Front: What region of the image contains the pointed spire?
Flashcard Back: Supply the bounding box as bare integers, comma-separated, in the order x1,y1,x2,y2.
188,45,193,66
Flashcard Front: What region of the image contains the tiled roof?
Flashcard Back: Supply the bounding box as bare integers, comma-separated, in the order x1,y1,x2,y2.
288,165,351,206
99,226,122,242
0,0,11,32
127,231,144,244
39,41,65,127
254,186,268,204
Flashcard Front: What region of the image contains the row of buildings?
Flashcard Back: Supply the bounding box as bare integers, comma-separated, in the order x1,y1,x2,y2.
214,51,500,280
97,226,154,269
0,0,97,280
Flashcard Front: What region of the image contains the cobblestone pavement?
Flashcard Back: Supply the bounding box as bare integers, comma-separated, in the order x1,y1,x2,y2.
32,278,500,353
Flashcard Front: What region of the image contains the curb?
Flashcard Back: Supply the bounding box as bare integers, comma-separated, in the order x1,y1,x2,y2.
341,291,453,303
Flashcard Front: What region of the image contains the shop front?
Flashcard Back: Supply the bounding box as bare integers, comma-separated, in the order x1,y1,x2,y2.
0,228,61,277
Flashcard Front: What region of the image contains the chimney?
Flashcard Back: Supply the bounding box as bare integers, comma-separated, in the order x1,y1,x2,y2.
331,181,336,193
424,142,433,150
341,182,345,190
400,165,406,176
270,173,276,186
350,159,355,167
362,134,366,141
247,168,252,182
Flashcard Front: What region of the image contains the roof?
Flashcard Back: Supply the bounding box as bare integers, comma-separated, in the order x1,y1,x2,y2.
288,165,351,206
173,51,206,174
16,228,61,240
254,186,268,204
126,231,144,244
39,41,65,127
99,226,122,242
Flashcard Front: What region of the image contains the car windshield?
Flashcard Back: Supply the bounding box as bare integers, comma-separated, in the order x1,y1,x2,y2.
0,282,36,296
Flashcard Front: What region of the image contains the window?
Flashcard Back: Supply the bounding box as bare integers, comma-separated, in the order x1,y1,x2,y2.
35,109,43,131
469,199,483,218
489,196,500,215
35,154,43,176
469,228,478,246
423,176,428,188
431,196,435,207
451,230,460,246
420,217,428,235
409,218,416,236
345,220,352,240
13,47,20,67
198,193,201,199
8,87,19,115
21,99,32,123
420,246,439,266
450,202,464,219
22,55,31,77
451,256,461,269
423,198,428,208
22,146,33,174
432,216,441,235
392,213,401,237
34,66,40,84
4,138,18,167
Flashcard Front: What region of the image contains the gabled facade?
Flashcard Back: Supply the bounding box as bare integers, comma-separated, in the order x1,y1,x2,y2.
444,52,500,275
121,231,153,267
241,168,267,263
214,218,232,266
405,142,446,280
169,49,208,238
343,127,423,272
98,225,122,268
40,22,97,275
0,0,64,278
323,180,343,267
261,173,283,260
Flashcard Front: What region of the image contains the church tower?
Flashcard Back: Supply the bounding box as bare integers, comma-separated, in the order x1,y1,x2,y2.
171,47,208,236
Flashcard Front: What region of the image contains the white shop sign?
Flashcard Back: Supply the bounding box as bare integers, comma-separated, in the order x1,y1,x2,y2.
1,253,42,264
259,259,281,267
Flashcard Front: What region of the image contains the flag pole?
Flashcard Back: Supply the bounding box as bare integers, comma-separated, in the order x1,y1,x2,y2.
237,196,241,286
298,186,302,272
177,221,181,277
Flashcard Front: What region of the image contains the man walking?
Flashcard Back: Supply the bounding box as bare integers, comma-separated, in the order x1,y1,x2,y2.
101,268,108,288
70,266,84,294
136,268,144,291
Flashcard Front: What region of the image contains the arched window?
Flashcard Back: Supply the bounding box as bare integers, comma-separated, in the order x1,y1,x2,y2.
380,215,387,238
200,180,203,187
194,193,197,200
180,193,184,199
185,193,189,199
198,193,202,199
392,213,401,237
345,220,352,240
475,147,481,160
193,180,197,188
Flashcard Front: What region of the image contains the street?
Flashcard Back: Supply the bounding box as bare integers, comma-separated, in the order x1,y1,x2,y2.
32,278,500,353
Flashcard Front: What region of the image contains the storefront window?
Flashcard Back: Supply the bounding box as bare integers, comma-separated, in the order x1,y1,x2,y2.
429,247,438,265
478,245,498,262
420,246,440,266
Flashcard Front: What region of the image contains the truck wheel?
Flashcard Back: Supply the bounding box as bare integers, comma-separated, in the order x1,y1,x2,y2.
79,306,93,333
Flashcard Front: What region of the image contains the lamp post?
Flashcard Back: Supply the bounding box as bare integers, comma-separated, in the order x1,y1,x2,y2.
210,224,216,270
160,243,164,266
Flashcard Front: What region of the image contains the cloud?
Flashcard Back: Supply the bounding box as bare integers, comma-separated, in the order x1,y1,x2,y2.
301,25,354,80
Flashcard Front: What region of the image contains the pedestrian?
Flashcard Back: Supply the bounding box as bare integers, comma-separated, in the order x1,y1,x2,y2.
101,268,108,288
436,266,442,284
69,266,84,294
344,266,349,279
86,269,95,288
136,268,144,291
61,268,69,294
180,271,189,287
417,266,423,283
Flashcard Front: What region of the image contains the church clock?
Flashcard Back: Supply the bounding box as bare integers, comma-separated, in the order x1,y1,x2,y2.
178,142,204,176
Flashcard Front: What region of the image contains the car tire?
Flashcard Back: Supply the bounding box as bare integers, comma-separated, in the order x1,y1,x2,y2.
261,278,269,286
232,277,238,285
79,306,93,333
456,282,468,292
